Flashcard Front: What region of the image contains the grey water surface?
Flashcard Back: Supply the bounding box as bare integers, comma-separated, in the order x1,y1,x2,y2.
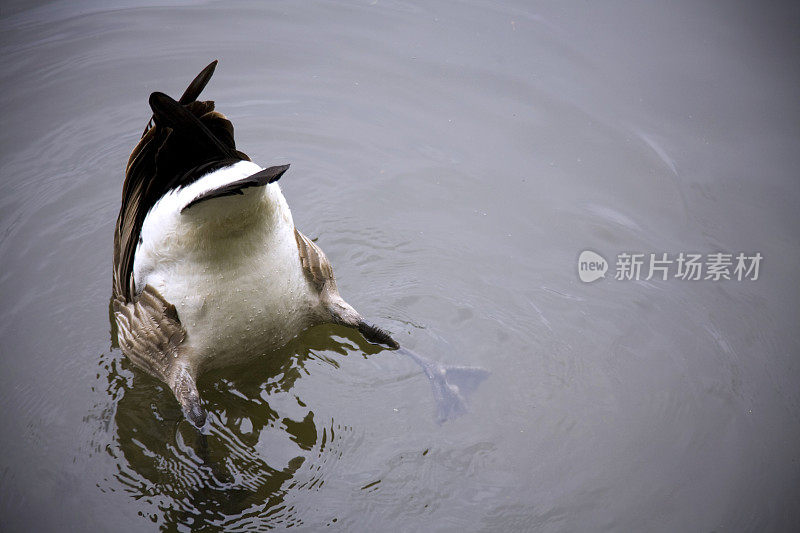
1,1,799,531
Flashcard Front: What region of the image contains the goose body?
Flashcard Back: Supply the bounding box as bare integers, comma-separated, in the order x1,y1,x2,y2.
112,61,487,427
132,160,320,370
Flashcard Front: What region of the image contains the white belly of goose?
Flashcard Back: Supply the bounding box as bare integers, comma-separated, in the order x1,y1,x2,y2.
132,161,319,370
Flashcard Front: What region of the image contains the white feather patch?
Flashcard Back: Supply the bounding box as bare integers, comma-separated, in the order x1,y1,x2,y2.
131,160,318,370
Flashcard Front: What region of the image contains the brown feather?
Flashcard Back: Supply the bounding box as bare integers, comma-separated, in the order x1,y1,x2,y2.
294,229,336,293
112,285,187,384
113,285,206,427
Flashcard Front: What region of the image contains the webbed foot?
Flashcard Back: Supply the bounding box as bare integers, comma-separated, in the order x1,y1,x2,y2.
398,347,489,423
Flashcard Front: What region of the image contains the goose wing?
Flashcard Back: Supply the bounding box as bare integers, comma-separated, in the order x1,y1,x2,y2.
113,285,186,380
112,285,205,426
294,229,337,293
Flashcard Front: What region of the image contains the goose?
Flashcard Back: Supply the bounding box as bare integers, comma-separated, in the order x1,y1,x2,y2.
112,60,487,428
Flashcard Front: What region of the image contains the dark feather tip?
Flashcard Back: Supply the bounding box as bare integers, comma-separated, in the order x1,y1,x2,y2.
358,322,400,349
179,60,218,104
181,164,290,212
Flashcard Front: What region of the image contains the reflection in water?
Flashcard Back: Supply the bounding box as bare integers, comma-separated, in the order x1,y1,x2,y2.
100,326,382,530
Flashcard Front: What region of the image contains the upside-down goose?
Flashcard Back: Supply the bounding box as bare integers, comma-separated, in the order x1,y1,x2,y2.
112,60,486,428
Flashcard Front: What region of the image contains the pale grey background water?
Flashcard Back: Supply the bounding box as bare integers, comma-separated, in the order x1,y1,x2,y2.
1,1,798,531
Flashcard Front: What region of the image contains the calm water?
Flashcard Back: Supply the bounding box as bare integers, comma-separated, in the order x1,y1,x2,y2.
1,1,799,531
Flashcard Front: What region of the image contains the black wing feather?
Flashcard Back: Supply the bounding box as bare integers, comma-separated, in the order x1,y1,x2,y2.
149,92,236,160
178,60,217,104
182,164,290,211
141,60,218,137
